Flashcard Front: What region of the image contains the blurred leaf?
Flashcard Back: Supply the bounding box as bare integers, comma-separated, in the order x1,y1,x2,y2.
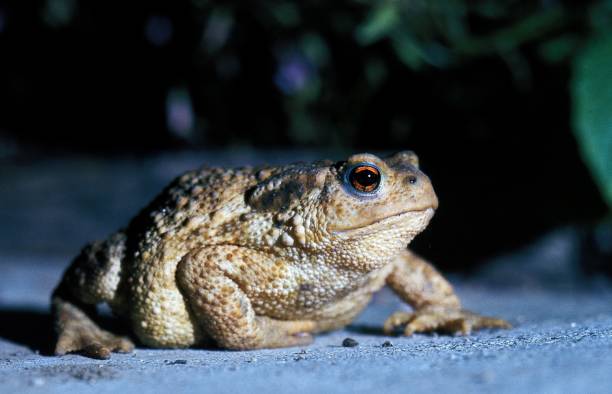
190,0,210,8
287,109,318,144
355,2,400,45
331,12,355,34
496,50,531,91
588,0,612,33
270,2,300,27
427,0,467,42
390,28,424,69
539,34,581,64
43,0,77,27
422,42,452,68
455,6,566,55
572,33,612,209
296,76,321,103
300,33,330,67
473,2,507,19
365,57,387,87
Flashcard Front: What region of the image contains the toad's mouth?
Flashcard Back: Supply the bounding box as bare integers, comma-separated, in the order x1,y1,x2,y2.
331,207,436,235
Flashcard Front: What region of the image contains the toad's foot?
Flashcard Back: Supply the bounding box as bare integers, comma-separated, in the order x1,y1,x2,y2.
54,300,134,359
255,317,315,348
383,308,511,336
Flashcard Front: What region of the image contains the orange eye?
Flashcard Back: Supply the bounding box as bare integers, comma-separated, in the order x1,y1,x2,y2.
349,165,381,193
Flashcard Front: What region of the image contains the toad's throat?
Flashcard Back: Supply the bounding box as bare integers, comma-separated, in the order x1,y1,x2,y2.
331,207,435,234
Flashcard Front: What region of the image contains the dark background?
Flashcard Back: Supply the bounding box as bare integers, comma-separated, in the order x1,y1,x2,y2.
0,0,609,272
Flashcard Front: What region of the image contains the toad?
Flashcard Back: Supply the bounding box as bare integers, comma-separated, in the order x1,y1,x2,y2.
52,151,509,359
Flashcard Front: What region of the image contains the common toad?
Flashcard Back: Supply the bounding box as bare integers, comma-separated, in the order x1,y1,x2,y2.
52,151,509,359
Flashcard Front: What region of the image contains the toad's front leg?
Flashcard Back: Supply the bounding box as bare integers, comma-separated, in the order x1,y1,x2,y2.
177,247,316,350
383,250,510,336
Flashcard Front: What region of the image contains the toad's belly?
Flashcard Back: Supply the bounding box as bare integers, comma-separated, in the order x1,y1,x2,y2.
249,263,392,327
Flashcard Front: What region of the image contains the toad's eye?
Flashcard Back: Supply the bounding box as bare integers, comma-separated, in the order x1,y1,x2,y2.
348,164,381,193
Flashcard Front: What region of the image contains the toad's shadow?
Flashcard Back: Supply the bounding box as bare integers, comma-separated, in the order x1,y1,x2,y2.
346,324,386,336
0,309,131,356
0,309,54,354
0,308,389,355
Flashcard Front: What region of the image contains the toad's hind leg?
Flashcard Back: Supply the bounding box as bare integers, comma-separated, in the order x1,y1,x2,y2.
177,247,316,349
52,232,134,359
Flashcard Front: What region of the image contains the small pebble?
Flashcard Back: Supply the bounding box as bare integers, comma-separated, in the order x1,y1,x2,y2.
342,337,359,347
381,340,393,348
166,359,188,365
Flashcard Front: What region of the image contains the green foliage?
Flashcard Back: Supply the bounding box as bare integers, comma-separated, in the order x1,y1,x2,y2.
355,2,400,46
539,34,581,64
250,0,583,146
573,33,612,209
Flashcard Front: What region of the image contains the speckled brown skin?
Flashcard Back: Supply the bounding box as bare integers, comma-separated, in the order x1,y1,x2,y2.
52,151,509,359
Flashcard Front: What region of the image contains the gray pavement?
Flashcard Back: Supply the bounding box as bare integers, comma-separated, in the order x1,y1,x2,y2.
1,256,612,394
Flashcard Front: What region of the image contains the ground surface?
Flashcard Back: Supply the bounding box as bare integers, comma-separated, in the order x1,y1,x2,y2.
1,257,612,394
1,150,611,393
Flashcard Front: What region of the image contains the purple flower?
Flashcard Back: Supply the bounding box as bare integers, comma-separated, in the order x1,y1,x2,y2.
274,52,315,95
166,88,194,140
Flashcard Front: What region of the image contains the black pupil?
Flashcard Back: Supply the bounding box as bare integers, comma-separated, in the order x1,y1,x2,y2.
350,167,380,190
